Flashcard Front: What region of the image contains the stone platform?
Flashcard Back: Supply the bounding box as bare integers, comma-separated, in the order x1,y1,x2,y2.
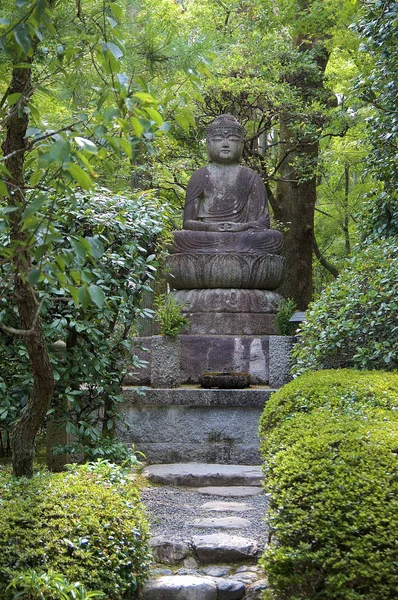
119,386,275,465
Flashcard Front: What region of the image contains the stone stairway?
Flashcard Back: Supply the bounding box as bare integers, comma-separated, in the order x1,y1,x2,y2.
140,463,269,600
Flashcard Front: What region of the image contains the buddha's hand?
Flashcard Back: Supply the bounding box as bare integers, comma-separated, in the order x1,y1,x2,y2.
217,222,243,232
246,217,269,231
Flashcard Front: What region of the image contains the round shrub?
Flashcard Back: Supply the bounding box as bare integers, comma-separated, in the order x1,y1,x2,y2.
0,461,151,599
259,369,398,435
292,241,398,374
260,410,398,599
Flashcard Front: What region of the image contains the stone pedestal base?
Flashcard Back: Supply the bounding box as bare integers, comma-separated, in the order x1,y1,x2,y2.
172,288,281,336
182,312,277,335
126,335,271,385
119,387,275,464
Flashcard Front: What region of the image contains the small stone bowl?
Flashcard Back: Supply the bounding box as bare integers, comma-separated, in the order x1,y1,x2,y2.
198,371,251,389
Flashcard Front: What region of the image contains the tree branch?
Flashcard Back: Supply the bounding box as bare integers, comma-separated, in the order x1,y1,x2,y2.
313,237,339,278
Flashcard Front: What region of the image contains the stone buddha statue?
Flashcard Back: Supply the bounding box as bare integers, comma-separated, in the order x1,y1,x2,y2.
170,114,283,255
166,114,285,335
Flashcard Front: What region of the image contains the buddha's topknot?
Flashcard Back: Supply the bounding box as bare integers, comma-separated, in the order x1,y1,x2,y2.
206,114,245,139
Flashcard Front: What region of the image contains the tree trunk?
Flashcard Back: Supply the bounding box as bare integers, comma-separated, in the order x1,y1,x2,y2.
2,60,55,477
271,116,317,309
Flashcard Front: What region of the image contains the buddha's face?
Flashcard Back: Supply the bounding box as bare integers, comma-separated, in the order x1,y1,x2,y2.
207,129,244,164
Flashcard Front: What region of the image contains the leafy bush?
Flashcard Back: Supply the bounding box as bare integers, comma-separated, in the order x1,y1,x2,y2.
259,369,398,434
0,462,151,599
260,409,398,599
292,241,398,374
275,298,297,336
7,569,104,599
1,188,169,457
154,294,189,337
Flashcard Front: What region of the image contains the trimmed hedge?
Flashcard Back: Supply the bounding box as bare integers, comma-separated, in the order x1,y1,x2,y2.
260,410,398,599
259,369,398,599
259,369,398,435
0,461,151,599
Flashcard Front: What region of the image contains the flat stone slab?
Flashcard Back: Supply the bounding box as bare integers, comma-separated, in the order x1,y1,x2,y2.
142,575,217,600
192,534,259,564
192,517,251,529
123,385,274,406
150,537,190,564
192,486,264,497
143,464,263,487
201,501,254,512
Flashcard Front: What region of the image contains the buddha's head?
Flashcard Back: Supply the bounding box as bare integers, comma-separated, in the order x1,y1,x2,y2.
206,114,245,165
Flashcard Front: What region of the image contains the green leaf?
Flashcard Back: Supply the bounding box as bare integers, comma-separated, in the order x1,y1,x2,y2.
13,23,31,55
0,180,9,198
7,93,22,106
144,107,163,126
88,284,106,308
130,117,144,137
28,268,41,285
87,237,104,259
134,92,157,104
106,42,123,60
103,107,119,122
107,16,117,29
22,193,47,219
66,164,93,190
109,2,123,20
75,137,98,154
117,138,132,158
78,286,91,309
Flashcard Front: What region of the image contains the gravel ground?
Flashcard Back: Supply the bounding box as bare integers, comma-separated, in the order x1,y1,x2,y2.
140,485,270,547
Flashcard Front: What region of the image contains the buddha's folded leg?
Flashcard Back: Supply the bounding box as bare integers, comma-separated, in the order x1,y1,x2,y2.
247,229,284,254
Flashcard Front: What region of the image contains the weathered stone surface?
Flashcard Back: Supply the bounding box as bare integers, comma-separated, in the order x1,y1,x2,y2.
150,335,181,388
142,575,217,600
180,335,271,384
268,335,296,389
214,578,245,600
124,335,276,385
229,572,259,585
150,537,190,564
245,579,269,599
192,517,251,529
123,385,273,407
184,312,278,336
192,534,259,563
202,566,231,578
119,405,265,464
172,288,281,313
193,486,264,497
166,253,285,290
201,501,253,512
183,557,200,569
143,464,263,487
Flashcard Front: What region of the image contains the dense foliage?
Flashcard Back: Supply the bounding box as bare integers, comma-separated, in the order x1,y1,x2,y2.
0,461,151,599
292,241,398,374
259,370,398,600
0,189,168,456
355,0,398,241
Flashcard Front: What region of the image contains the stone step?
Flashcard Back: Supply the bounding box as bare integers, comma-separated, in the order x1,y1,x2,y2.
193,486,264,497
143,463,263,487
142,572,269,600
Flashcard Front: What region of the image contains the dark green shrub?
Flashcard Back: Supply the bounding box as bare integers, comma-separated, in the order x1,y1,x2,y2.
0,462,151,599
260,410,398,599
292,241,398,374
259,369,398,435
